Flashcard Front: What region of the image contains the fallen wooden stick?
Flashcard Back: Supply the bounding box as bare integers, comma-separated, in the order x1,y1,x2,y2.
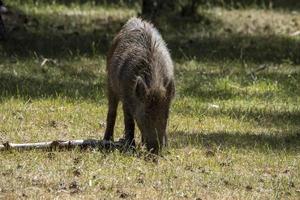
0,139,126,151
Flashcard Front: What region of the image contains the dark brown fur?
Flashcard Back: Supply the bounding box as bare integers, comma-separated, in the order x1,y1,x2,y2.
103,17,175,153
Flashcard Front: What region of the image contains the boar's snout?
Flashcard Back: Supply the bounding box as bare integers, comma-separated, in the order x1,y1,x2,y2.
139,124,167,154
135,104,169,154
133,77,174,153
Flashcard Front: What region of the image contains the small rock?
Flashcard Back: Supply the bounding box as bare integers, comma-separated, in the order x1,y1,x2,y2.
117,190,129,199
99,121,106,128
22,193,28,198
73,157,81,165
208,104,220,109
246,185,253,191
205,149,215,157
49,120,58,128
223,180,229,185
137,177,144,184
219,160,231,167
69,181,79,190
288,181,295,188
184,165,194,172
282,169,290,174
58,182,67,191
69,181,81,194
73,169,81,177
47,152,55,160
16,164,23,169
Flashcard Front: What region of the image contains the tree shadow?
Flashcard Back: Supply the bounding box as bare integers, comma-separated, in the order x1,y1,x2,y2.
218,108,300,128
176,67,300,129
23,0,136,6
3,2,299,63
203,0,300,10
166,26,300,64
10,0,300,10
169,130,300,152
1,30,112,59
0,72,106,101
177,67,300,100
175,101,300,130
155,6,300,64
0,8,125,58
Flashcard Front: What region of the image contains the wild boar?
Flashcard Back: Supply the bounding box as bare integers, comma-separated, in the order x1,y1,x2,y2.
103,17,175,154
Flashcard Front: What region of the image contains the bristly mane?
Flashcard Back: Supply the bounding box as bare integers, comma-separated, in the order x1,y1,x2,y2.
125,17,173,99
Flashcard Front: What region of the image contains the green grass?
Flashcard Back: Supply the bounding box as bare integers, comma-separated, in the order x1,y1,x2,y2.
0,1,300,199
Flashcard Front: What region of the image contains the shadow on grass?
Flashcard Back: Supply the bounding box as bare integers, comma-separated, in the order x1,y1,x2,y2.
169,131,300,152
0,14,124,58
168,33,300,64
1,4,299,62
2,30,112,58
0,73,106,101
175,103,300,130
20,0,300,10
178,67,300,100
23,0,136,6
218,108,300,128
161,6,300,63
201,0,300,10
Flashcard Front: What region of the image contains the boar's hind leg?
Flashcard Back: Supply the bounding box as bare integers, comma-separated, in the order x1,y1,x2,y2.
103,89,119,141
122,103,135,146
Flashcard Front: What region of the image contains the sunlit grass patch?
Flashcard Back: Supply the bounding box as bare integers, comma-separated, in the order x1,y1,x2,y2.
208,7,299,35
9,0,137,18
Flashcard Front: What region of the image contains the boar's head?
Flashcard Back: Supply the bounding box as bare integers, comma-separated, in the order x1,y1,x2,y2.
134,76,175,153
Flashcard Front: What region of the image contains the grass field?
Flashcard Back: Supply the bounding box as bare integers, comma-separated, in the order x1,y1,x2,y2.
0,1,300,199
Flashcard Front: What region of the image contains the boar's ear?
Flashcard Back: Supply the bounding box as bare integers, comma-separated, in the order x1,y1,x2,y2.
166,79,175,99
135,77,148,102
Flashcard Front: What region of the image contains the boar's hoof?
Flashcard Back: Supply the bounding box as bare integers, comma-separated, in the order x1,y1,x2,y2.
100,139,115,150
117,138,136,151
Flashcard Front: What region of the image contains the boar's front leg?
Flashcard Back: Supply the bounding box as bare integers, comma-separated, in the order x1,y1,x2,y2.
122,103,135,147
103,88,119,141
